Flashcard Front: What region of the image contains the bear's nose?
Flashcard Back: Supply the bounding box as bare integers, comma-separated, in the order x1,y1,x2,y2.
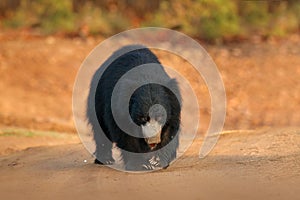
142,119,162,144
141,119,161,137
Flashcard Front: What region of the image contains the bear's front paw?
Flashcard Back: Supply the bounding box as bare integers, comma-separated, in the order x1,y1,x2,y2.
94,158,115,165
142,156,162,170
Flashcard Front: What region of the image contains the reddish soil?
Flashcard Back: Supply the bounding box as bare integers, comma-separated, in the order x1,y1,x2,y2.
0,34,299,134
0,33,299,199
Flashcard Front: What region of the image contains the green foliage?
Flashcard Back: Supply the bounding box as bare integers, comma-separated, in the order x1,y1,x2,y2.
77,3,130,36
1,0,300,40
2,8,27,28
197,0,240,40
0,128,75,138
3,0,76,34
239,1,271,30
269,11,299,37
239,1,299,37
2,0,129,35
35,0,76,34
143,0,241,41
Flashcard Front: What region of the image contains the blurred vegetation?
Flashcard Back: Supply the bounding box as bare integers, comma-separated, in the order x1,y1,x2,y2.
142,0,240,41
0,127,78,138
0,0,299,41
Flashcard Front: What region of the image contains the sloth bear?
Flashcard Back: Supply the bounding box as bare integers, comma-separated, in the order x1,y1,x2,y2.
87,45,181,171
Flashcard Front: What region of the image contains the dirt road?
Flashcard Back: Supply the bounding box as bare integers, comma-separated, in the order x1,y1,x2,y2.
0,128,299,200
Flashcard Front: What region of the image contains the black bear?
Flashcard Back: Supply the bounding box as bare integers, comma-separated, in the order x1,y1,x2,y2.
87,45,181,171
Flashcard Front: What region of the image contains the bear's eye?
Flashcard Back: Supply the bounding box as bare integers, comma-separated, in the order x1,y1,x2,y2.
139,116,150,123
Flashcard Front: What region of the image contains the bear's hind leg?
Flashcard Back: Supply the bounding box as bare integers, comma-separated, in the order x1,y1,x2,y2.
94,133,115,165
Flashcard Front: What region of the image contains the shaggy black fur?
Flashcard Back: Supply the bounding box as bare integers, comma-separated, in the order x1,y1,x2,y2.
87,45,181,171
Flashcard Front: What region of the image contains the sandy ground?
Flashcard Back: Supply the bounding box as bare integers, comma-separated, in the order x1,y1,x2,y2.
0,128,80,156
0,128,299,200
